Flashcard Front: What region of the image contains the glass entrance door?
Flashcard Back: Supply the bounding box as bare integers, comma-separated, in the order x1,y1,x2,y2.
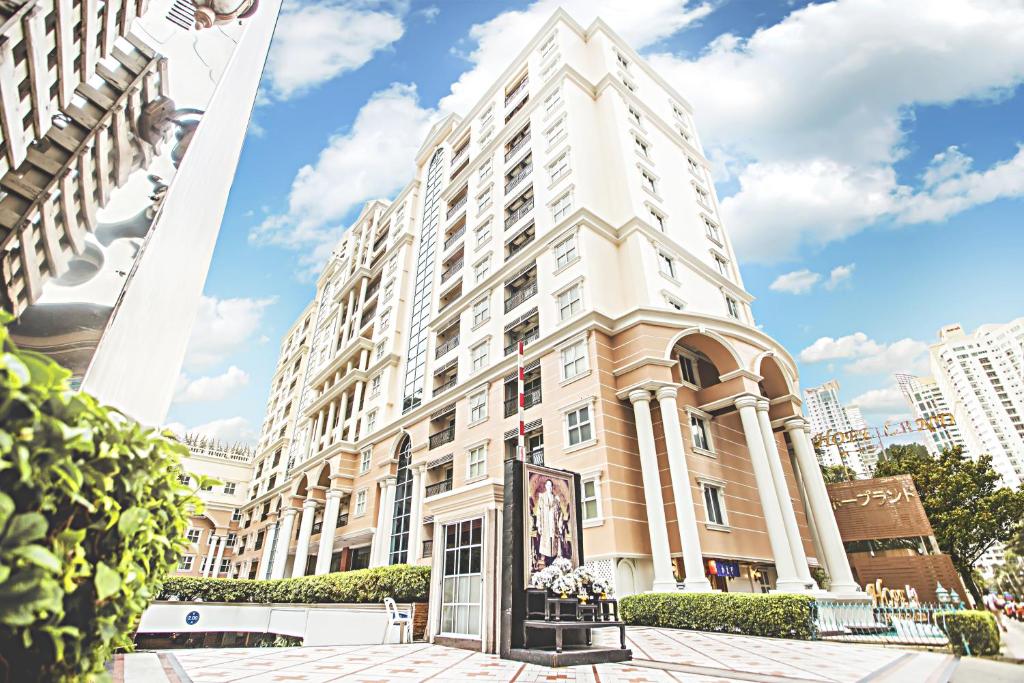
439,518,482,637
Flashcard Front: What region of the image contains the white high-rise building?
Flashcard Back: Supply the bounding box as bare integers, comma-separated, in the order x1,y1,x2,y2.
895,373,965,457
928,319,1024,488
804,380,876,477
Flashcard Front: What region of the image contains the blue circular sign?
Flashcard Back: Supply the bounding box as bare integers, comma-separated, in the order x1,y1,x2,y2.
185,610,200,626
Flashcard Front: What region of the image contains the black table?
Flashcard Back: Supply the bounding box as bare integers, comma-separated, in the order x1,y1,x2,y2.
522,619,627,654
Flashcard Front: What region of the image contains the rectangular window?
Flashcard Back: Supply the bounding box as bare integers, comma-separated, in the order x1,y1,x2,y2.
725,296,740,319
582,478,600,521
704,485,725,525
690,414,711,452
553,234,578,269
634,136,649,158
628,106,641,127
679,353,699,387
714,255,730,278
223,482,236,495
545,89,562,114
622,77,636,92
479,159,492,182
666,296,685,312
474,258,490,284
687,157,701,175
469,389,488,422
370,374,382,397
186,528,202,544
658,251,675,279
226,533,237,546
547,150,569,184
544,116,566,146
468,445,487,478
471,341,489,372
560,338,588,380
376,341,387,360
566,405,593,446
178,556,194,571
704,217,721,243
472,296,490,326
480,106,494,128
551,191,573,222
557,283,583,321
359,448,372,474
616,51,630,70
641,169,657,194
366,410,377,433
219,559,231,574
354,490,367,516
477,189,492,215
232,508,241,521
649,208,665,232
540,32,557,57
694,184,710,205
475,220,492,247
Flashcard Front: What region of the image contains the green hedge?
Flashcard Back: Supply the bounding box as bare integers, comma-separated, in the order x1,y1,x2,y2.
158,564,430,604
620,592,816,640
0,314,197,682
939,610,1000,656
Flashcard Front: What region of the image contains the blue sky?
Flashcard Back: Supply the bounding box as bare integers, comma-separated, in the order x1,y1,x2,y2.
166,0,1024,445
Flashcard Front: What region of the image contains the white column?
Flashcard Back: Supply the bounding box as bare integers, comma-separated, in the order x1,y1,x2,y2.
271,508,298,579
629,390,679,593
202,534,218,577
335,391,349,442
656,387,713,592
756,400,815,590
308,411,323,458
406,465,425,564
258,523,277,579
785,419,862,595
347,380,366,440
212,534,227,578
344,288,356,343
291,499,318,578
315,490,344,574
325,400,337,447
372,477,397,566
791,449,830,578
734,396,804,592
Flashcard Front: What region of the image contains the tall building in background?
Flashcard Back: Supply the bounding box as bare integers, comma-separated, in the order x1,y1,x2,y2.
1,0,281,428
928,319,1024,488
895,373,965,457
232,11,862,653
803,379,877,477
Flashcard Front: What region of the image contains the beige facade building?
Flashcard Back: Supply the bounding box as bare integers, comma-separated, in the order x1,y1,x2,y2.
232,11,861,652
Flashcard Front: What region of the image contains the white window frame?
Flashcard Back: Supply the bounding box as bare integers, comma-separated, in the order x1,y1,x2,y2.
370,373,382,397
555,279,584,323
563,397,597,452
693,182,711,207
223,482,236,495
677,349,701,389
359,448,372,474
354,489,368,517
615,50,630,71
657,250,676,280
581,472,604,526
476,187,492,215
178,555,194,571
232,508,241,521
552,232,579,271
640,167,658,196
472,295,490,328
698,476,730,530
470,340,489,373
551,189,573,222
467,443,488,480
185,528,202,544
366,409,378,434
634,135,650,159
558,335,589,383
704,215,722,244
649,206,666,232
475,219,493,249
665,294,686,312
474,256,490,284
725,294,741,320
713,253,731,279
378,308,391,330
469,387,488,424
544,88,562,117
547,148,570,185
687,407,715,456
544,114,567,149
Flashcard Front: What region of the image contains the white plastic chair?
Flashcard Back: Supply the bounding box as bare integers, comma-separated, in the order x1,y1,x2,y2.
383,597,412,644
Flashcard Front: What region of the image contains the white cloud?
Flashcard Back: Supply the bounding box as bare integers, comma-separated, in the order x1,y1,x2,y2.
174,366,250,403
799,332,881,363
250,83,436,264
825,263,855,290
167,416,257,445
850,385,907,414
769,269,820,294
264,2,404,101
184,295,275,371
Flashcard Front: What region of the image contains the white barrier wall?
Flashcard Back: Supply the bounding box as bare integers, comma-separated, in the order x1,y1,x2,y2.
137,602,413,645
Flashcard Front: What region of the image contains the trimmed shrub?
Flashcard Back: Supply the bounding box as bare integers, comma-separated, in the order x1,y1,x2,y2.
0,314,198,682
158,564,430,604
620,592,816,640
938,610,1000,656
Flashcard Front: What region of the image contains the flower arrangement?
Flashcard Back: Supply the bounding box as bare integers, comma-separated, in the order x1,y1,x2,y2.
552,557,573,573
529,565,561,590
530,559,614,599
591,578,611,597
551,574,579,598
572,565,596,588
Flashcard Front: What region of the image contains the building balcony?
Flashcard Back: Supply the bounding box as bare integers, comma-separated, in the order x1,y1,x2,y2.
450,148,470,178
441,258,464,284
337,513,349,528
312,521,323,535
429,426,455,449
505,163,533,194
504,328,539,356
435,334,460,359
425,478,453,498
422,539,433,558
504,387,542,417
504,196,534,230
505,131,531,162
446,195,467,220
443,224,466,251
434,376,458,396
504,281,537,313
505,76,529,107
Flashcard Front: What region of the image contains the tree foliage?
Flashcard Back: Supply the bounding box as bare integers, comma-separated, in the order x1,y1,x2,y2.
0,314,198,682
819,463,857,483
873,445,1024,603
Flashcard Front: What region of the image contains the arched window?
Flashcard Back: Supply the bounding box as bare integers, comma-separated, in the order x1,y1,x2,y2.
389,435,413,564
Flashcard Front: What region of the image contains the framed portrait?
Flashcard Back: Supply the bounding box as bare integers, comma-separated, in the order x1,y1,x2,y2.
522,463,579,588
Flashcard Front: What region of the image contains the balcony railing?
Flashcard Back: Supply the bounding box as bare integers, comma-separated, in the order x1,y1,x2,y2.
505,132,531,162
435,335,460,359
506,230,535,261
434,376,458,396
337,513,349,528
312,521,323,535
422,539,433,558
429,425,456,449
504,197,534,230
504,281,537,313
425,478,453,497
450,148,469,174
504,328,539,356
440,258,464,283
443,225,466,251
505,77,529,106
446,195,467,220
505,163,533,194
504,387,542,417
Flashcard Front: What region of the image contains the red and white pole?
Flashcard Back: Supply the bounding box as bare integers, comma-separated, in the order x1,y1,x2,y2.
517,339,526,462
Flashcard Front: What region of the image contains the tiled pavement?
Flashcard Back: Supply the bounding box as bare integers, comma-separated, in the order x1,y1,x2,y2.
116,626,963,682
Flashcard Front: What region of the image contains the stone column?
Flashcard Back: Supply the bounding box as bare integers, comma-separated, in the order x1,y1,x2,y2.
785,419,861,595
202,534,218,577
655,387,712,592
336,391,349,442
406,465,425,564
212,533,227,578
629,390,679,593
315,490,344,574
271,508,297,579
308,410,324,458
755,399,815,589
372,477,397,567
291,499,318,578
734,396,804,592
347,380,366,440
325,400,337,448
791,450,830,578
258,523,277,579
344,288,356,343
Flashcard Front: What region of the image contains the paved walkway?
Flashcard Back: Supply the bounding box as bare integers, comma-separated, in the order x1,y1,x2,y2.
114,626,976,682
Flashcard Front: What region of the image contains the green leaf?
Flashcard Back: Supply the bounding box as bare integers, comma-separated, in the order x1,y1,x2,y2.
12,545,61,573
117,507,150,537
0,512,47,547
94,562,121,601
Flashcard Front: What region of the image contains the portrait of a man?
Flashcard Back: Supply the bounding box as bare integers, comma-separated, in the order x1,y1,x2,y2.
523,464,579,586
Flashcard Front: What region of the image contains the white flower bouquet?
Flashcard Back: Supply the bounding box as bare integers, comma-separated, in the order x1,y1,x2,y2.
551,573,579,597
572,565,596,587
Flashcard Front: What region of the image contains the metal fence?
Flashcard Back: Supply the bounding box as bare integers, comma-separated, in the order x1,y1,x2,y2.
813,600,966,648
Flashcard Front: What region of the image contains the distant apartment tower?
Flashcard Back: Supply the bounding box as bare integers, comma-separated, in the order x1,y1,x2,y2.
173,434,254,577
803,380,876,477
894,373,965,457
928,319,1024,488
